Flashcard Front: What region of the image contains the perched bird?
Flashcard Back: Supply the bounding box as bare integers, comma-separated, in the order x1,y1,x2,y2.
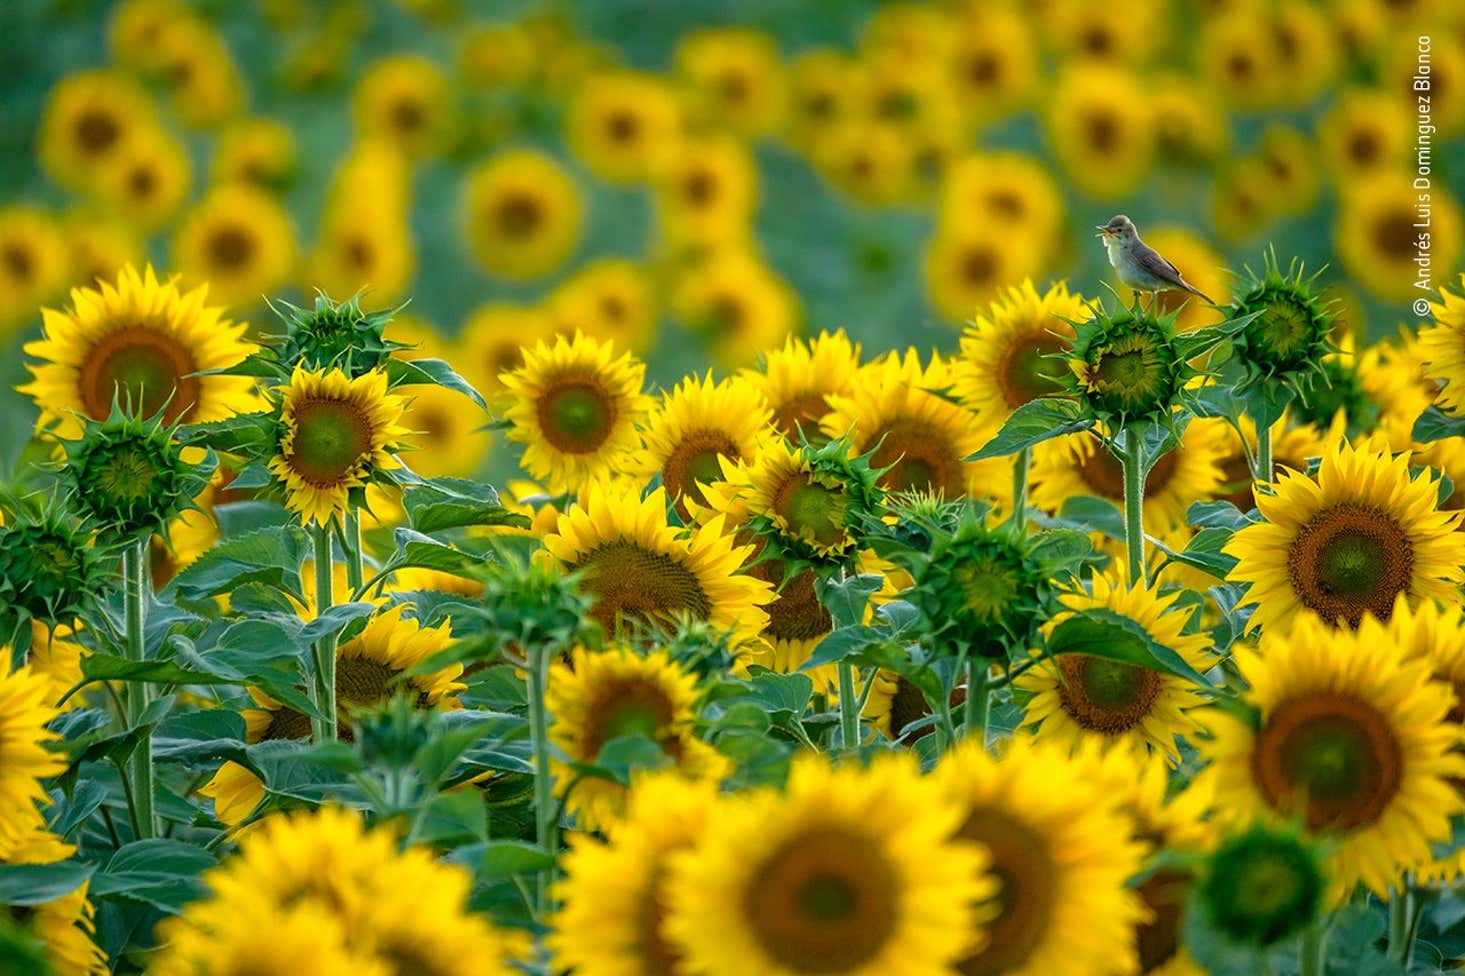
1096,214,1214,308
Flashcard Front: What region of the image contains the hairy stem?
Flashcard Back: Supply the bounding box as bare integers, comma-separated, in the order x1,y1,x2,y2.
838,664,860,751
311,524,338,743
1254,419,1273,486
342,511,364,594
122,539,155,838
1121,431,1147,585
964,657,989,746
1010,447,1032,530
525,641,556,917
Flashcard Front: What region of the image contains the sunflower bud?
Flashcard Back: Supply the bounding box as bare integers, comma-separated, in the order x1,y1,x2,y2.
0,511,103,627
1065,305,1185,425
1196,823,1325,946
271,292,402,376
1233,250,1336,383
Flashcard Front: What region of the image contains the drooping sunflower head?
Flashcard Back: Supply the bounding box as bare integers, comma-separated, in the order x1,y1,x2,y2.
1225,436,1464,631
640,371,772,517
1233,249,1337,381
955,278,1088,424
1196,823,1326,947
542,483,773,647
60,405,214,541
1065,304,1185,425
266,364,409,527
500,331,650,494
741,330,862,443
0,512,104,628
20,263,259,438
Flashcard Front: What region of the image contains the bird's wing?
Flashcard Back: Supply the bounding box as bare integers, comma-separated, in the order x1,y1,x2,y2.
1133,244,1188,288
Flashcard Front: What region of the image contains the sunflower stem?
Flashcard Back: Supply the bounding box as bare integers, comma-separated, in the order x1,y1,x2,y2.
122,539,156,839
1299,922,1326,976
963,657,989,746
525,640,556,917
1120,430,1147,585
1387,884,1418,965
837,664,860,751
310,523,338,744
1009,447,1031,530
1253,419,1273,486
342,511,365,594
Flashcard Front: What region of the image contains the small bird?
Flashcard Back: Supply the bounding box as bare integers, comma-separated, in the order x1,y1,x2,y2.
1096,214,1214,309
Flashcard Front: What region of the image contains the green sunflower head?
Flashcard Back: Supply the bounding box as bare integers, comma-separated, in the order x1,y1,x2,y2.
60,403,215,541
1065,304,1186,425
272,292,404,376
0,507,104,627
1197,823,1326,947
1233,250,1336,382
1288,357,1380,437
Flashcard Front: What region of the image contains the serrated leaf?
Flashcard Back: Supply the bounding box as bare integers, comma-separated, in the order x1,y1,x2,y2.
386,358,489,410
818,573,884,629
970,398,1092,460
384,527,491,579
170,526,308,601
1152,528,1239,580
403,479,529,534
1412,404,1465,443
0,862,95,905
480,840,555,880
177,412,278,454
1046,608,1215,689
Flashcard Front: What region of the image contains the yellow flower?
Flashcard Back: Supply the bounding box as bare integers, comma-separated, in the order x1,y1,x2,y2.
61,211,142,294
457,21,535,88
1016,573,1217,760
1199,608,1465,899
541,483,772,645
353,54,454,158
151,16,245,127
501,331,650,493
455,301,560,405
946,7,1037,123
1268,1,1339,105
1383,31,1465,136
1336,177,1463,302
267,365,409,526
212,117,297,188
1418,274,1465,413
462,148,584,280
401,381,492,479
20,263,258,437
1150,72,1230,164
95,127,192,231
670,247,799,367
0,206,70,333
639,371,771,517
567,71,684,185
652,133,758,249
1317,88,1414,184
675,27,788,137
741,329,862,442
1046,65,1155,200
923,225,1044,323
1198,14,1279,108
934,737,1150,976
1044,0,1162,65
38,69,157,191
547,258,658,355
172,183,297,309
937,152,1063,264
108,0,184,74
810,120,916,206
306,203,416,310
785,49,858,147
665,754,995,976
0,827,106,974
1225,437,1464,631
0,666,66,840
1253,125,1321,217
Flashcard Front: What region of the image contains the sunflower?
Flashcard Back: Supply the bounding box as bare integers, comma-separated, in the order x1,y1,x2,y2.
665,753,994,976
107,0,181,73
0,666,65,838
1198,14,1278,108
1031,421,1229,537
785,49,858,148
1268,2,1339,105
670,247,799,367
0,206,70,332
1336,177,1463,301
551,773,716,975
1251,125,1320,217
1199,609,1465,899
267,364,409,526
154,900,378,976
151,16,245,127
541,483,772,645
501,331,649,493
547,646,726,830
1045,0,1160,65
742,330,862,442
62,212,141,293
1317,88,1412,184
739,435,867,559
24,621,89,709
456,301,561,404
1213,413,1335,513
20,264,258,436
935,736,1149,976
306,204,415,310
923,226,1044,324
652,133,757,248
640,372,771,516
203,605,462,824
1225,437,1463,631
548,258,658,354
1384,29,1465,136
172,183,297,309
212,117,297,189
675,27,788,137
0,828,106,975
1148,73,1229,165
1016,573,1216,760
954,279,1088,428
95,127,191,231
401,381,491,479
946,8,1037,123
823,350,1004,504
1419,274,1465,413
937,153,1063,264
567,71,684,185
458,21,535,88
809,121,915,206
462,148,584,281
1210,157,1277,243
353,54,454,158
37,69,157,190
1046,65,1155,200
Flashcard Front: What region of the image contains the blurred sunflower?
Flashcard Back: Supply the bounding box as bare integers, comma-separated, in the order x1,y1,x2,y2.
151,16,246,127
1268,1,1339,106
743,330,862,442
1045,0,1161,65
107,0,181,73
860,53,961,138
38,69,156,191
670,247,798,367
24,621,89,708
541,483,772,644
1254,125,1320,217
501,331,649,493
0,206,70,332
937,153,1064,265
353,54,454,159
548,258,659,355
62,211,141,292
1210,157,1277,243
676,27,788,137
212,117,297,189
1420,275,1465,413
1384,31,1465,136
665,754,994,976
0,666,65,836
551,773,716,975
462,149,584,281
95,127,191,232
20,264,257,435
0,828,106,974
924,226,1044,323
1045,65,1155,200
1017,573,1215,760
935,737,1148,976
401,382,491,479
307,205,415,309
457,301,560,404
1149,73,1230,164
1226,437,1463,631
567,71,684,185
810,120,915,206
1338,178,1463,301
1316,88,1413,184
155,900,376,976
547,646,727,830
785,49,858,148
861,3,956,67
457,21,535,89
640,372,771,516
653,133,757,249
1200,609,1465,899
1198,15,1278,108
267,365,409,526
947,8,1037,123
172,183,296,309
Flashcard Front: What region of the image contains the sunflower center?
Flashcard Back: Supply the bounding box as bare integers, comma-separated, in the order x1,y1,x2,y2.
576,540,715,635
1226,52,1255,82
1084,332,1170,415
961,246,998,285
391,98,424,133
683,168,716,206
288,398,375,487
661,429,739,510
343,234,374,271
599,294,628,323
772,392,831,441
957,808,1058,975
868,418,962,497
207,225,256,271
607,111,639,143
1372,211,1417,261
127,163,158,201
581,677,677,756
753,562,833,642
261,706,315,741
1086,112,1119,153
1251,692,1403,830
773,475,848,551
985,190,1025,220
965,51,999,86
1136,870,1190,972
75,109,120,155
744,826,898,973
1057,652,1163,733
1251,296,1315,365
78,327,200,423
495,193,543,237
2,244,34,282
1287,502,1413,626
997,333,1068,408
96,447,158,502
537,380,616,454
337,658,399,706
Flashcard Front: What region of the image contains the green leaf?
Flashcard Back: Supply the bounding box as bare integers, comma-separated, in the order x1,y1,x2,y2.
413,713,502,785
1412,404,1465,443
178,412,278,455
1045,608,1216,689
802,626,869,670
747,670,813,717
385,357,489,410
969,398,1092,460
581,734,672,784
1039,495,1125,539
79,653,240,689
414,789,488,847
383,527,491,579
91,840,216,914
1187,500,1252,531
0,862,95,905
480,840,555,880
403,478,530,534
170,526,308,601
1152,528,1238,580
1172,311,1256,361
818,573,884,629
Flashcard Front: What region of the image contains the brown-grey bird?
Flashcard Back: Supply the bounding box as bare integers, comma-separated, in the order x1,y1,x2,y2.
1096,214,1215,307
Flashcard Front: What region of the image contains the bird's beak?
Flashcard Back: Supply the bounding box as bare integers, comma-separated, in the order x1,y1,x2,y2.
1095,226,1110,237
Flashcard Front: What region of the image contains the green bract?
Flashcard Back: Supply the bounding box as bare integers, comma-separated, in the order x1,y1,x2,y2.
1233,250,1337,382
1197,823,1325,946
0,509,104,627
1066,304,1185,425
270,292,404,377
